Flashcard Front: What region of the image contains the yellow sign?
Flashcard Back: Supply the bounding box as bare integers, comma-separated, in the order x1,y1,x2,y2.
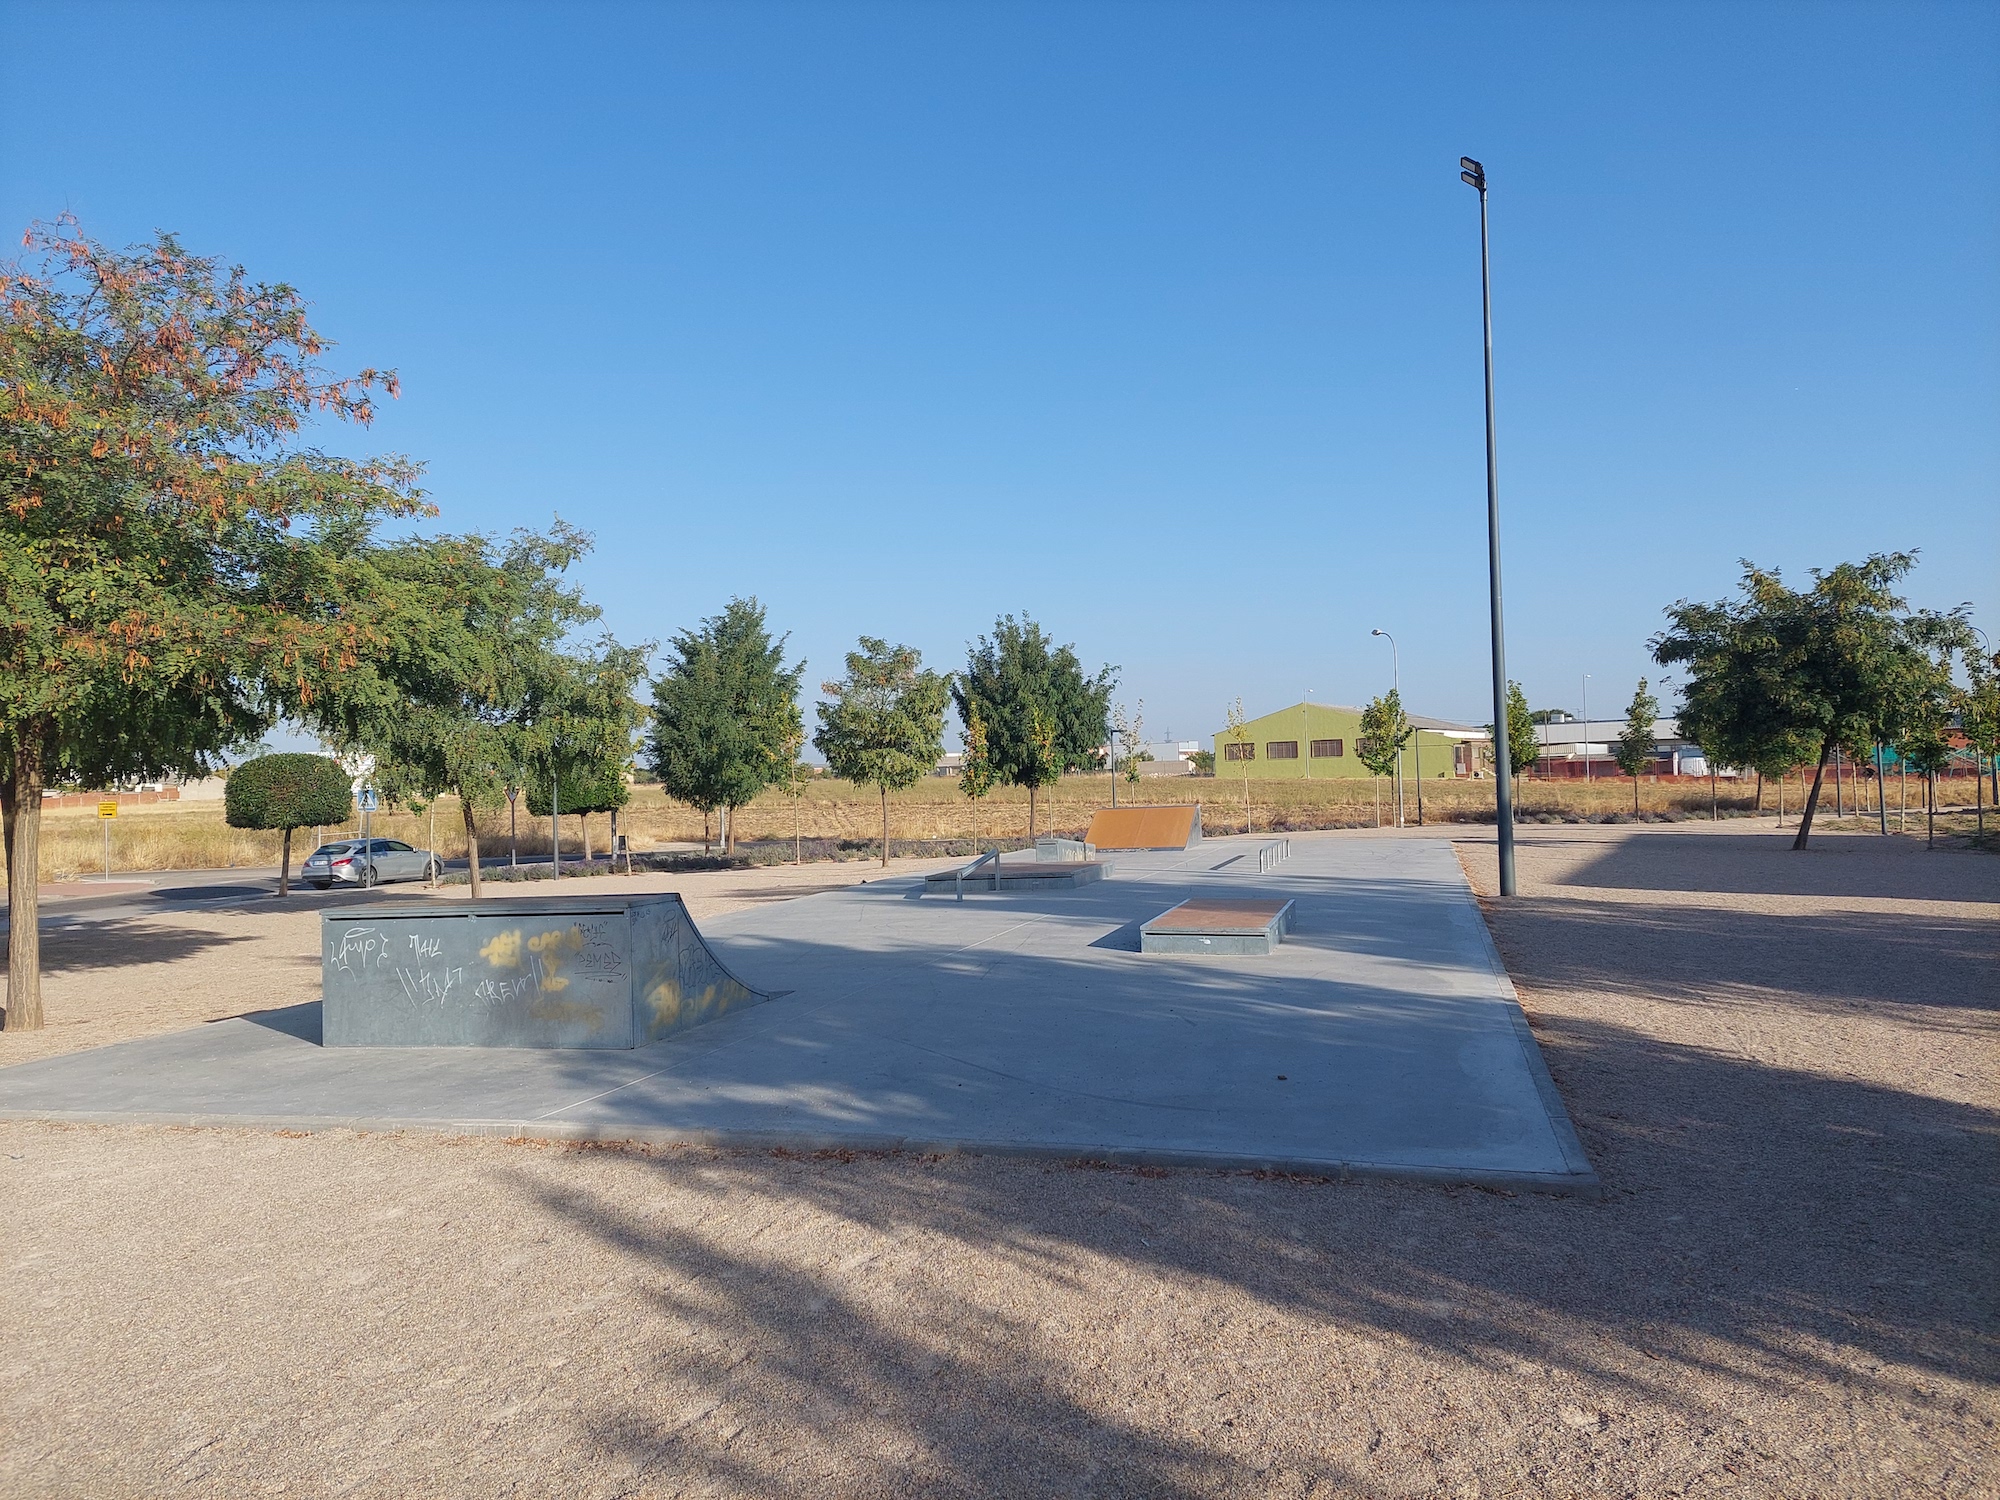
97,801,118,819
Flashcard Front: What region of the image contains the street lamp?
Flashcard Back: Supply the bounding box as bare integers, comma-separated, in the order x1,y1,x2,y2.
1581,674,1591,784
1371,629,1404,828
1461,154,1517,896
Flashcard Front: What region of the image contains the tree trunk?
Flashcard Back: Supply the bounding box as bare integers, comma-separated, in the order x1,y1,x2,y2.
1710,767,1717,821
5,730,47,1030
1927,772,1935,850
279,827,293,897
1028,785,1037,841
462,796,483,899
1791,737,1834,850
880,785,889,868
726,805,738,855
579,813,590,863
1633,771,1640,815
1756,772,1763,812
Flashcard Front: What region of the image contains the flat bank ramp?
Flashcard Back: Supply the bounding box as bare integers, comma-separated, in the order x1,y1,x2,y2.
1086,804,1202,851
322,894,768,1050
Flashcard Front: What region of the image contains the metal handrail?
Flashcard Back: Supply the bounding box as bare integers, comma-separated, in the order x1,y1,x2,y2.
956,848,1001,901
1258,838,1292,875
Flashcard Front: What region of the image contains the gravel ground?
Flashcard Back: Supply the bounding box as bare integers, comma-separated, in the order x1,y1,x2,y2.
1,822,1995,1498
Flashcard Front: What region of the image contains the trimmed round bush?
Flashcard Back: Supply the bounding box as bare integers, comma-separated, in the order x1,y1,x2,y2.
224,754,354,894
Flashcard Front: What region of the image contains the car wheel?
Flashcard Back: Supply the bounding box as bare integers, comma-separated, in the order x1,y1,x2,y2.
310,881,331,891
425,858,442,882
360,864,378,889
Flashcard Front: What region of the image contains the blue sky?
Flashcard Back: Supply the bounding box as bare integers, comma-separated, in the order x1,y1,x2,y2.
5,1,1995,750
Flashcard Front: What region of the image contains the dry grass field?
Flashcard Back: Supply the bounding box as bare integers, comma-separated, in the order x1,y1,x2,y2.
12,769,1992,881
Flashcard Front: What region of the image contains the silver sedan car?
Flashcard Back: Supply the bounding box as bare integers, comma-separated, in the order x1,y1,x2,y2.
302,838,442,890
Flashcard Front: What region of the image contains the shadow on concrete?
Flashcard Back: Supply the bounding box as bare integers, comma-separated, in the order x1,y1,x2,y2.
233,1001,322,1044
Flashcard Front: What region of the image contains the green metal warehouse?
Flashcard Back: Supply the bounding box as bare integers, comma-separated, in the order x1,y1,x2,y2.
1210,701,1486,781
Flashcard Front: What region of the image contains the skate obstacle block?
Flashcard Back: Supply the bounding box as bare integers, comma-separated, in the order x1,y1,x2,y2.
322,894,768,1049
1085,803,1203,851
1140,897,1294,956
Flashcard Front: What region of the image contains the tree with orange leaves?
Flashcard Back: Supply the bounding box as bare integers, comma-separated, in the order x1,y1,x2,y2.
0,218,428,1029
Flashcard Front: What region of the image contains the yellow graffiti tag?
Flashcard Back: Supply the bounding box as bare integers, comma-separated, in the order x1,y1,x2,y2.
478,930,524,968
527,926,585,993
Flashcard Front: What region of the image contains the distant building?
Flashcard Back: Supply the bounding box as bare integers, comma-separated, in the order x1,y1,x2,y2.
1532,719,1722,778
1210,701,1485,780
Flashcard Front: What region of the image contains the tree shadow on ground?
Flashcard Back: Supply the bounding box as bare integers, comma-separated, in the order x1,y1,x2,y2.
1483,896,1998,1027
14,921,263,975
500,997,1995,1496
1545,830,2000,902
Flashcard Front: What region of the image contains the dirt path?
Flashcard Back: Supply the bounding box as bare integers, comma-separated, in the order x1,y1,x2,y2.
1,824,1994,1497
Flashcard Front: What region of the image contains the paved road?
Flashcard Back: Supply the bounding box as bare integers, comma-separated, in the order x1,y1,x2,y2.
0,854,579,932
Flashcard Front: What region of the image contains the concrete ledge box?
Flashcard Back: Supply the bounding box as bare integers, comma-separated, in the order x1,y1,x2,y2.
322,894,768,1049
1140,897,1294,956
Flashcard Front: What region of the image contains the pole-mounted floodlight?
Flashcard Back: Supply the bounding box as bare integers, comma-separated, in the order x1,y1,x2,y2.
1461,153,1516,895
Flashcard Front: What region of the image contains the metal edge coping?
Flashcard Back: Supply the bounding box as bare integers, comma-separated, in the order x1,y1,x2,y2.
0,1109,1604,1196
1139,897,1296,937
323,892,694,920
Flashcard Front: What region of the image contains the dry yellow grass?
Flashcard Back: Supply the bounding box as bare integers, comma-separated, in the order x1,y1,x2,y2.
9,771,1799,880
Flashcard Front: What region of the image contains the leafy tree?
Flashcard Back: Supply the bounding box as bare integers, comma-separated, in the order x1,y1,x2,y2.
517,639,649,867
526,762,630,864
1221,697,1253,832
1187,749,1215,777
1529,708,1575,725
954,615,1115,839
1113,700,1146,794
648,598,804,855
0,219,423,1030
776,721,809,865
1614,679,1661,813
346,523,603,899
1478,681,1538,793
1962,647,2000,840
1504,682,1539,780
1653,554,1970,849
814,638,949,867
223,754,352,895
958,704,996,850
1358,690,1410,826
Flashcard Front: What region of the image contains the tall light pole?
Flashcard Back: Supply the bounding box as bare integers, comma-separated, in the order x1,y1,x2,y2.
1371,629,1404,828
1462,155,1517,895
1581,674,1591,784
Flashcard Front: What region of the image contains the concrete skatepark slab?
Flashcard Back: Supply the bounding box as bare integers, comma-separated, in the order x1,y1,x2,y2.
0,835,1598,1192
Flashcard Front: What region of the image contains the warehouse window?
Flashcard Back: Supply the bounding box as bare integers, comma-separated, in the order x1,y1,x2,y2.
1266,741,1298,759
1311,738,1344,758
1223,742,1255,761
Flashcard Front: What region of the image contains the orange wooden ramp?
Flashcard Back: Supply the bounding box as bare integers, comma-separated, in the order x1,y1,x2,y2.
1084,803,1202,851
